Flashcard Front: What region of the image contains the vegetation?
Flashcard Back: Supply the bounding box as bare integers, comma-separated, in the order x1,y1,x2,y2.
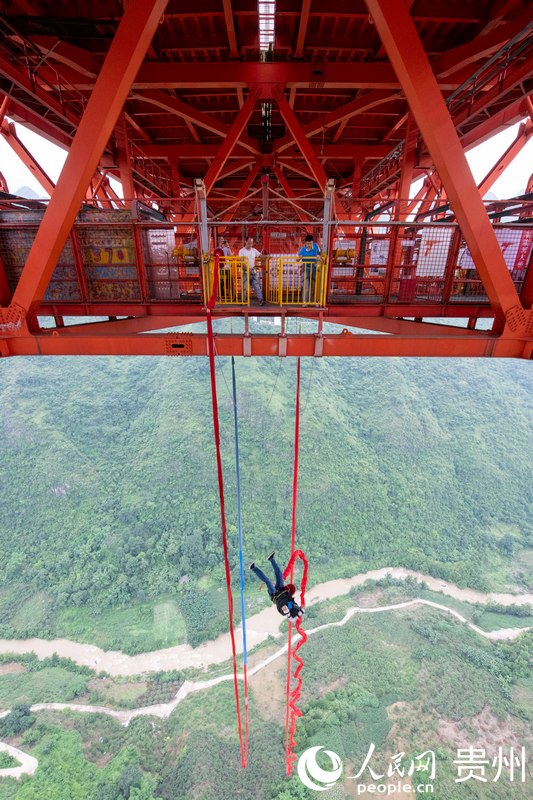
0,356,532,650
0,353,532,796
0,609,530,799
0,705,35,738
0,753,18,769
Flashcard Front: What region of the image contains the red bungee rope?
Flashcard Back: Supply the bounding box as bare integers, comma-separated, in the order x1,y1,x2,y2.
206,254,249,767
283,357,308,776
284,548,308,776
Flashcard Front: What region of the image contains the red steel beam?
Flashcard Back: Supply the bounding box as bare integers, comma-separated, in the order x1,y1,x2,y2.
222,0,239,58
460,94,532,150
477,120,533,197
226,163,261,221
0,120,56,195
453,56,533,130
217,158,257,182
279,144,391,159
32,302,495,321
131,90,260,154
3,97,73,150
52,315,206,336
326,316,488,337
273,87,328,191
131,90,232,137
276,159,315,182
0,95,9,127
4,331,529,359
274,89,400,153
365,0,522,325
294,0,312,59
477,0,526,36
0,54,79,130
406,178,427,213
9,0,169,322
142,144,252,159
55,62,474,91
144,143,391,160
31,36,100,77
433,10,533,77
272,166,309,223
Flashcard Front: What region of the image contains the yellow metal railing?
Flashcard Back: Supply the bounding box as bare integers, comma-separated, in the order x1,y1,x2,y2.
266,253,328,306
206,256,251,305
204,253,328,307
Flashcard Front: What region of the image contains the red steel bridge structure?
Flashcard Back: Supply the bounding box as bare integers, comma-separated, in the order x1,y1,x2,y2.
0,0,532,359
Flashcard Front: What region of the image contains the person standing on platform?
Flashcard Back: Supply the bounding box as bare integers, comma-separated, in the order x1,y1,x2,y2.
218,236,232,257
298,234,321,303
215,236,233,301
239,236,265,305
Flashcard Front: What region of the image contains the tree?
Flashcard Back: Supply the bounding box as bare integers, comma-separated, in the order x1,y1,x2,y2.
0,703,35,737
119,764,143,798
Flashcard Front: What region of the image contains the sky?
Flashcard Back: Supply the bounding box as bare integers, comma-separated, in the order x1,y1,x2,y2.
0,116,531,201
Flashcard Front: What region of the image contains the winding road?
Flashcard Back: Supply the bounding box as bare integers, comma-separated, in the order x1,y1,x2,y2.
0,742,38,780
0,568,531,728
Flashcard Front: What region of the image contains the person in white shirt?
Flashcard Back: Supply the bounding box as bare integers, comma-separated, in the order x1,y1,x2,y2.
238,237,265,305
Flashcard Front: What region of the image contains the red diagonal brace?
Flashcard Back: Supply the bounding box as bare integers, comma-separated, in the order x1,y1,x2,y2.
222,0,239,58
365,0,522,324
273,86,328,192
273,166,310,223
226,163,261,221
1,120,55,195
11,0,169,320
203,87,260,195
477,120,533,197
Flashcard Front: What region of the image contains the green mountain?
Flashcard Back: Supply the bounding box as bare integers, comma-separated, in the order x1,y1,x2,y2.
0,355,532,643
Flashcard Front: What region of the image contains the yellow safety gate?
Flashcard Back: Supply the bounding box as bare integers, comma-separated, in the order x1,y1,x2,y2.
266,253,328,306
205,254,328,307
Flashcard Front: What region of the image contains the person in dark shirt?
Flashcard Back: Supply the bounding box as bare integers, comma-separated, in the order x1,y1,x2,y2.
250,552,304,619
297,234,321,303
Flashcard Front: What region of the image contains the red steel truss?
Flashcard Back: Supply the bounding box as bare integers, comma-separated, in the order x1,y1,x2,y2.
0,0,531,359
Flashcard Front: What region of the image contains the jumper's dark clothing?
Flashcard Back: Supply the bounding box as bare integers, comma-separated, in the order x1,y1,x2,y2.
250,556,304,619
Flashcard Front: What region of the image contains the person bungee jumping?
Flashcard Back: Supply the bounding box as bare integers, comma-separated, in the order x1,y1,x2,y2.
250,552,304,619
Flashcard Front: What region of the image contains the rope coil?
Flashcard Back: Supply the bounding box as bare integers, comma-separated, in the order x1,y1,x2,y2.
283,357,307,776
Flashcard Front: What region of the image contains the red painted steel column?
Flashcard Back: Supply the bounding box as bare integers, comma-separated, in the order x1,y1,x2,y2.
364,0,523,327
10,0,169,323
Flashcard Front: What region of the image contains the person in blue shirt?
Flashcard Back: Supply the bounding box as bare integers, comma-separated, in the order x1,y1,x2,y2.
297,234,321,303
250,552,304,619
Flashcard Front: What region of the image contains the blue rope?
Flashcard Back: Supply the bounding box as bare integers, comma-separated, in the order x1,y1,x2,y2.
231,356,248,666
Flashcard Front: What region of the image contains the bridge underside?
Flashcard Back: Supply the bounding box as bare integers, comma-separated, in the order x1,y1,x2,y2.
0,0,531,358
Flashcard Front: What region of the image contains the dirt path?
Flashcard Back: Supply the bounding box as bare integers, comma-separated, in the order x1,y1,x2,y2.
0,567,531,678
0,594,529,727
0,742,38,779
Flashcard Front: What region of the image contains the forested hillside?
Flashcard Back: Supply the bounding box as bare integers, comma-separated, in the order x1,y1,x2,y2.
0,354,532,643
